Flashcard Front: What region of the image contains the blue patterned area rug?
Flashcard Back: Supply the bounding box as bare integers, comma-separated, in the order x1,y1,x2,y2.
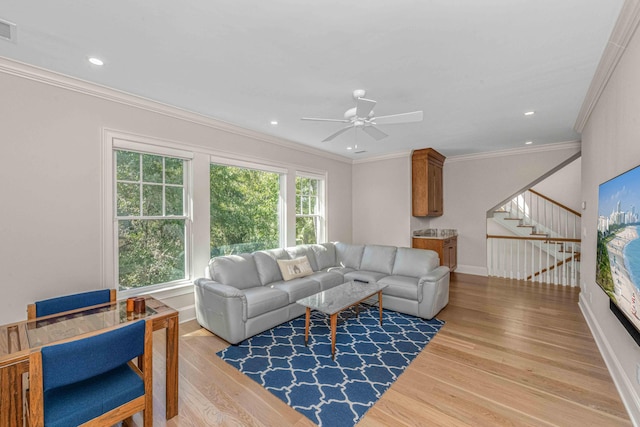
217,308,444,427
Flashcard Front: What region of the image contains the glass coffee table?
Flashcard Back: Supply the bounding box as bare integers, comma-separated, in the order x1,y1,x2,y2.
297,281,388,359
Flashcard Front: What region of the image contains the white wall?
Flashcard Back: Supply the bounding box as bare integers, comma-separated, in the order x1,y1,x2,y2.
0,59,353,325
580,11,640,421
352,155,412,247
533,156,582,212
351,144,580,275
414,144,580,274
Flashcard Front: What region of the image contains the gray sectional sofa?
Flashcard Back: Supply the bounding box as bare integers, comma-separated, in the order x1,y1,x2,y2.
194,242,450,344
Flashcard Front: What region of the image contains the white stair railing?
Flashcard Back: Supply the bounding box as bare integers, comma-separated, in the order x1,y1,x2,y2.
488,189,581,286
487,236,580,286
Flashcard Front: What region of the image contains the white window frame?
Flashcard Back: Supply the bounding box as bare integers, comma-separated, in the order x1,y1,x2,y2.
295,171,327,244
102,131,194,296
210,155,287,251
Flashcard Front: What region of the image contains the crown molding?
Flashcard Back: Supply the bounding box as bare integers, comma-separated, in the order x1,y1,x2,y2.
446,140,581,163
575,0,640,132
352,150,411,164
349,141,582,165
0,55,352,164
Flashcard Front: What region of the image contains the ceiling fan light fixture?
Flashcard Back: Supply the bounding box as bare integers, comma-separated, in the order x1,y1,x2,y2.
302,89,423,142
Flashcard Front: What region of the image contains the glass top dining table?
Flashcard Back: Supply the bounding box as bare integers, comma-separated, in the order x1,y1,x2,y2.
1,299,156,364
0,295,180,426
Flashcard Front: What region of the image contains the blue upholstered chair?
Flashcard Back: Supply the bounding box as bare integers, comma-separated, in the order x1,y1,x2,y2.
27,289,116,320
27,319,153,427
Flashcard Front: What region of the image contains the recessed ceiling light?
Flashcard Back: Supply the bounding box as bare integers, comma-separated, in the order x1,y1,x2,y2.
270,120,278,125
524,111,535,116
88,57,104,66
347,146,353,150
525,141,533,145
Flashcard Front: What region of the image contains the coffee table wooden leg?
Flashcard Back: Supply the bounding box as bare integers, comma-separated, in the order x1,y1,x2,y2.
304,307,311,346
330,313,338,360
378,291,384,325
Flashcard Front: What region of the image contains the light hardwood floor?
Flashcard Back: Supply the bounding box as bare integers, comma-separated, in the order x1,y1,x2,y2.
142,273,631,426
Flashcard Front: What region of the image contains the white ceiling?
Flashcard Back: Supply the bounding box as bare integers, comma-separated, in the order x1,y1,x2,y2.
0,1,625,159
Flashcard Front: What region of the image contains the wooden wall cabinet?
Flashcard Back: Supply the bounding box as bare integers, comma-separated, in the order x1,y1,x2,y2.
412,236,457,271
412,148,446,216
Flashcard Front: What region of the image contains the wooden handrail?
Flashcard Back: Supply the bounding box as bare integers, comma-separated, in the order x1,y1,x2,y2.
528,189,582,218
486,234,581,243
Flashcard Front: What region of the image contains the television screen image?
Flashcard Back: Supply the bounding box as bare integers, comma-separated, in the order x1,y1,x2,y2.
596,163,640,340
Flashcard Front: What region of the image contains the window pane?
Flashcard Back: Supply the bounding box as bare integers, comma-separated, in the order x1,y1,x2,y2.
117,183,140,216
296,216,318,245
165,158,183,185
117,151,140,181
210,164,280,256
142,154,163,183
143,184,163,216
118,219,186,289
166,186,184,216
296,175,324,244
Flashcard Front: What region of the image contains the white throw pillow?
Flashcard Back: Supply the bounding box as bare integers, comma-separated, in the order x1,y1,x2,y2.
277,256,313,281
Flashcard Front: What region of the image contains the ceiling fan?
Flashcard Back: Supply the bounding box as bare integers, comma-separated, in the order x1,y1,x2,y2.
302,89,423,142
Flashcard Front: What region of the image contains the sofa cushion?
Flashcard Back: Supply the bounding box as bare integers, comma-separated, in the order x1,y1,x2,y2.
209,254,262,290
325,266,355,276
271,277,321,304
344,270,389,284
392,248,439,277
360,245,397,275
243,286,290,318
312,244,337,270
308,271,344,290
378,275,419,300
285,245,319,271
277,256,314,281
254,249,290,285
335,243,364,269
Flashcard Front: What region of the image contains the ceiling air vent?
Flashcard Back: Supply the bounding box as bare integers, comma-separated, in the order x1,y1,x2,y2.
354,150,367,154
0,19,17,43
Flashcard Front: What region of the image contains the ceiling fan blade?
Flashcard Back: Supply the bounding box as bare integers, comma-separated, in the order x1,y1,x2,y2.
301,117,350,123
356,97,376,118
361,125,388,141
373,110,423,125
322,125,353,142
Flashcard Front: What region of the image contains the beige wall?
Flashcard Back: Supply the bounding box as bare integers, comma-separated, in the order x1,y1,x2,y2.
532,156,582,213
352,145,580,275
0,60,353,324
580,12,640,421
352,155,412,247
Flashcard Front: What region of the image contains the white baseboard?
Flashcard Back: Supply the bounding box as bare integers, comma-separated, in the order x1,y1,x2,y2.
579,294,640,426
454,264,488,276
179,304,196,323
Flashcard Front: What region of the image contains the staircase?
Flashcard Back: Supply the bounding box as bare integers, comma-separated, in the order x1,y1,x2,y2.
487,189,581,286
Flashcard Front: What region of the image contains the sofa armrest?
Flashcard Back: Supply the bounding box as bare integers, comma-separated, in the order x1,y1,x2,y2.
416,266,450,318
419,266,450,285
194,278,245,298
194,278,248,344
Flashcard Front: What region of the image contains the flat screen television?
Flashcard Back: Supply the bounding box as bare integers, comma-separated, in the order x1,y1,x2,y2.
596,163,640,345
